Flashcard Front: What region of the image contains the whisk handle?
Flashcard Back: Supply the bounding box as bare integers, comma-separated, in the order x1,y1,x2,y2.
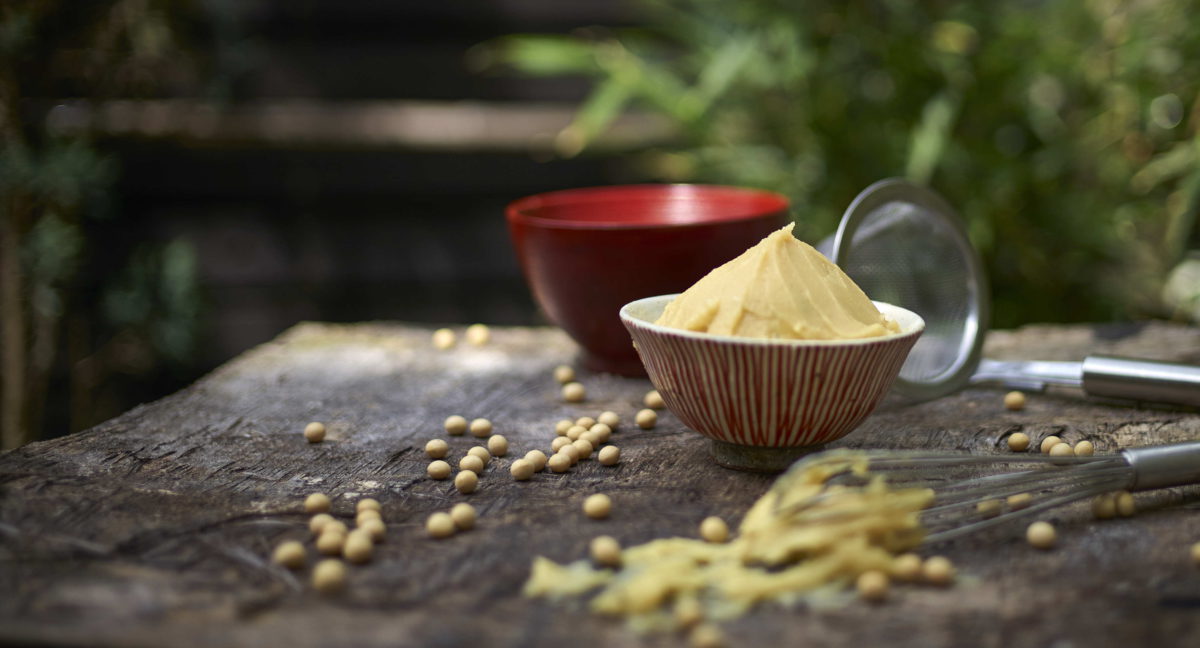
1123,441,1200,491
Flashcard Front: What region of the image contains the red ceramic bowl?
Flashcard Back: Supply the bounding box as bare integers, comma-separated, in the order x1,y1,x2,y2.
506,184,790,375
621,294,924,469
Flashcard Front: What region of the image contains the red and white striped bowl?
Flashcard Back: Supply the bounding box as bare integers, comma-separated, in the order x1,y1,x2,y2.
620,295,924,449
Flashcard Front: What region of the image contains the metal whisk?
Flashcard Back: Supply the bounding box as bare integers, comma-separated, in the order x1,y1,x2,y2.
782,441,1200,544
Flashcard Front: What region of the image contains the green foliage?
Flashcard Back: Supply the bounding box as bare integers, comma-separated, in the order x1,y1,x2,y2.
488,0,1200,326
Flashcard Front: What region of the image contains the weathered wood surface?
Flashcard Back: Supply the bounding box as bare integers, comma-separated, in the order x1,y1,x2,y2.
2,320,1199,648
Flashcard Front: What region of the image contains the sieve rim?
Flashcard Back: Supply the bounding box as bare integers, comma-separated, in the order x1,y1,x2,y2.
832,178,991,400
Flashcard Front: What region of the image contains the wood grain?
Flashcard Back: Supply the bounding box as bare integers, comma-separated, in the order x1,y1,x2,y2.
2,321,1199,648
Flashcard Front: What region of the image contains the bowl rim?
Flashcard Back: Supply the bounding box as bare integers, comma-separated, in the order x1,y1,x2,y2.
620,294,925,347
506,183,790,231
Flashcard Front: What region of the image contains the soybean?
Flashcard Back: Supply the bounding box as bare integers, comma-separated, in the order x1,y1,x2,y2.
598,445,620,466
359,517,386,542
272,540,306,569
566,425,587,441
309,513,335,535
356,498,381,514
589,423,612,443
312,559,346,594
643,390,665,409
426,512,456,538
469,418,493,438
551,436,572,452
450,502,476,531
304,422,326,443
559,444,581,465
432,328,456,350
699,516,729,543
584,493,612,519
444,415,468,436
425,439,449,459
1115,491,1136,517
524,449,548,471
487,434,509,457
1049,442,1074,458
343,531,374,564
304,493,332,514
548,453,571,473
1007,432,1030,452
1074,440,1095,456
1007,493,1033,511
554,419,573,435
856,570,889,602
590,535,622,568
511,459,535,481
575,416,596,430
891,553,922,582
428,460,452,480
553,365,575,384
468,446,491,466
923,556,956,585
459,454,485,474
562,382,586,403
1027,521,1057,549
636,409,658,429
455,470,479,494
1004,391,1026,411
572,438,594,459
465,323,490,346
597,411,620,429
316,529,346,555
1040,435,1063,454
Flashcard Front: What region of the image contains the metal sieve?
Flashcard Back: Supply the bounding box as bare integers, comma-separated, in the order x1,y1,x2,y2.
827,178,1200,407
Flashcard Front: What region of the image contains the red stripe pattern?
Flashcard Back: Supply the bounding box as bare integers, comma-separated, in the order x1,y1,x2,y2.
625,320,921,448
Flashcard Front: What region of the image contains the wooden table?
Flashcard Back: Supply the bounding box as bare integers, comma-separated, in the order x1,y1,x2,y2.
2,321,1199,647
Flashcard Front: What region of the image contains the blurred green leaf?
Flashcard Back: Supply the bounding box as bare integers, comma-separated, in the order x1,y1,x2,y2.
486,35,599,76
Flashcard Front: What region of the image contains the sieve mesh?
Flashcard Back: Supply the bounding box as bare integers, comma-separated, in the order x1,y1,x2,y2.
834,180,989,399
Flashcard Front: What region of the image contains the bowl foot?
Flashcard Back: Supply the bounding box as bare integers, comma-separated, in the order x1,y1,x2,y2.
709,440,826,473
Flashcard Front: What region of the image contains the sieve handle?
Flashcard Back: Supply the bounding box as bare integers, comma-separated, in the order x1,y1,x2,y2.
1122,441,1200,491
1082,355,1200,408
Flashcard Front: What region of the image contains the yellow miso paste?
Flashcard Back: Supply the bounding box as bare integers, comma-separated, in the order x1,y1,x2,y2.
524,451,933,632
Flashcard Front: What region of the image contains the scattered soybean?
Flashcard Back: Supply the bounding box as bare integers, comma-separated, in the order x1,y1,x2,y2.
1004,391,1026,411
699,516,729,543
856,570,889,602
465,323,490,346
584,493,612,519
598,445,621,466
511,459,535,481
636,409,658,429
643,390,665,409
426,512,456,538
553,365,575,384
428,460,452,480
312,559,346,594
304,422,326,443
1027,521,1057,549
444,415,468,436
487,434,509,457
562,382,586,403
304,493,332,514
455,470,479,494
590,535,622,568
432,328,456,350
469,418,493,438
425,439,449,459
272,540,306,569
450,502,476,531
1007,432,1030,452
